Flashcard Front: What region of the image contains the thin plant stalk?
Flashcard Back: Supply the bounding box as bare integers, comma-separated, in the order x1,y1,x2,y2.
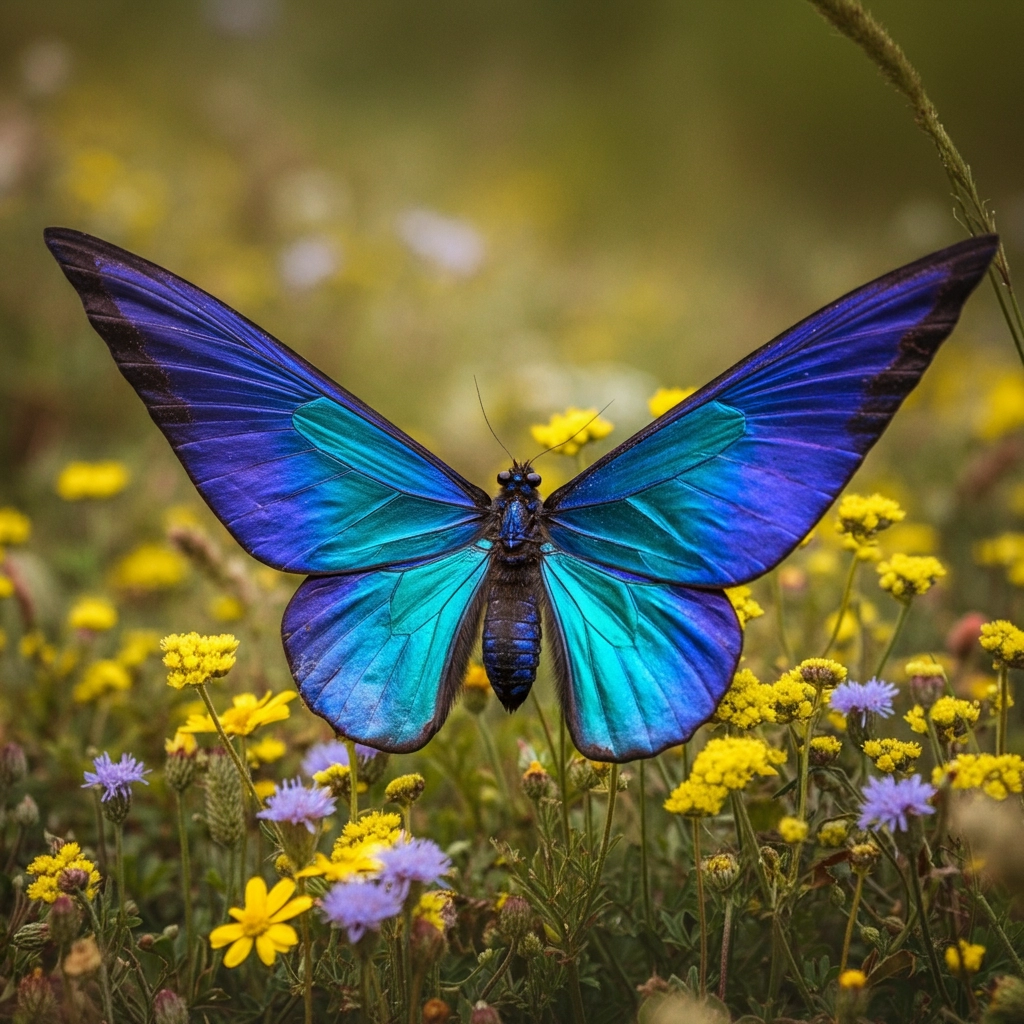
639,760,652,927
197,685,265,809
92,789,108,878
175,791,195,992
973,887,1024,975
874,600,911,678
299,881,313,1024
907,852,953,1009
478,715,509,802
579,764,620,929
718,898,733,1002
531,693,569,846
557,714,571,846
478,940,517,1002
772,568,793,664
823,553,858,656
996,665,1009,755
692,818,707,997
840,872,864,973
114,823,127,929
344,740,360,821
80,895,116,1024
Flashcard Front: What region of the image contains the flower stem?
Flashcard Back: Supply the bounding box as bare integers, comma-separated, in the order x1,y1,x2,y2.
344,740,360,821
874,600,911,678
558,713,571,847
907,851,953,1009
175,791,195,994
198,684,265,809
823,552,858,656
772,568,793,664
478,715,509,803
114,823,127,930
478,940,517,1001
80,895,115,1024
299,880,313,1024
692,818,707,998
974,888,1024,975
996,665,1009,755
92,789,108,878
718,899,733,1002
580,764,619,928
840,872,864,973
639,760,652,928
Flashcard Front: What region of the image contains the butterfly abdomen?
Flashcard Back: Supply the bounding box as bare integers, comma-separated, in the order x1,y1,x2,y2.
482,562,542,712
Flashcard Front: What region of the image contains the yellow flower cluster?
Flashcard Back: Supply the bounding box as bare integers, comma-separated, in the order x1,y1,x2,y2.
0,508,31,547
113,543,188,591
933,753,1024,800
116,629,161,669
838,969,868,990
836,493,905,552
726,586,764,629
648,386,696,418
817,820,849,847
979,619,1024,669
664,737,786,817
714,661,841,730
529,407,613,457
334,810,403,854
904,658,945,681
182,690,296,737
778,817,808,844
770,671,817,724
67,595,118,632
297,845,383,882
165,730,198,756
73,659,132,703
945,940,985,975
876,553,946,601
712,669,776,729
56,461,129,500
975,533,1024,587
904,705,927,734
976,374,1024,440
414,890,452,932
908,696,980,742
161,632,239,689
27,842,101,903
210,594,246,622
248,737,286,765
862,738,922,773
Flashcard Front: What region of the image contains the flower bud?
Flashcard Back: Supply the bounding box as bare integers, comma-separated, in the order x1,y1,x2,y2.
204,748,244,850
497,895,532,943
48,895,81,948
13,968,57,1024
102,790,132,825
12,794,39,828
462,664,490,715
850,842,881,874
521,761,552,802
519,932,544,958
422,997,451,1023
153,989,189,1024
470,1002,502,1024
702,852,739,893
0,743,27,789
165,750,199,793
858,925,882,950
829,883,846,909
410,916,447,969
162,924,179,941
385,773,426,807
12,921,49,953
567,757,599,792
985,974,1024,1024
57,867,90,895
138,933,155,951
808,736,842,767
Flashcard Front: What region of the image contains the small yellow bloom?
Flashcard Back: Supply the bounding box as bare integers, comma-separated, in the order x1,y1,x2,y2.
463,663,490,691
904,704,928,734
726,586,764,629
56,460,129,500
876,553,946,601
414,890,451,932
165,729,198,756
113,543,187,592
26,842,101,903
161,632,239,689
529,407,614,457
253,780,277,801
976,374,1024,440
0,508,31,546
979,619,1024,669
769,672,817,724
209,876,312,968
333,810,403,853
945,939,985,975
297,846,383,882
778,817,808,844
933,753,1024,800
904,657,946,681
247,736,287,765
0,576,12,600
68,596,117,633
73,659,132,703
817,820,849,847
385,773,426,806
809,736,843,763
648,386,696,418
862,738,922,774
836,493,905,545
929,696,980,743
210,594,245,622
182,690,296,737
712,669,776,729
116,629,161,669
838,969,867,990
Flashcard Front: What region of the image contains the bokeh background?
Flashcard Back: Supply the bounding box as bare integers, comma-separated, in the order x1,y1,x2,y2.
1,0,1023,642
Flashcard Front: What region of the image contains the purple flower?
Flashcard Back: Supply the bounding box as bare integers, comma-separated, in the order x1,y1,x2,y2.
82,752,150,802
256,778,336,833
858,774,936,833
302,740,378,776
830,678,899,720
378,838,451,894
320,880,404,942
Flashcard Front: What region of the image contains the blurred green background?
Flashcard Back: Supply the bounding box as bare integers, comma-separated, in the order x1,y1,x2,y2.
1,0,1022,511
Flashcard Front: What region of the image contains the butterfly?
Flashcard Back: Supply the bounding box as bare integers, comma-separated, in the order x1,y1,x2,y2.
45,227,996,762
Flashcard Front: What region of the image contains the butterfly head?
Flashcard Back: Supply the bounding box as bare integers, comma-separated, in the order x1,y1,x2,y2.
496,461,541,498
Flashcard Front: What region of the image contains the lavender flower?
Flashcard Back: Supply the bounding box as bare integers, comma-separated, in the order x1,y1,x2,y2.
378,838,451,895
82,752,150,802
302,740,377,776
320,880,404,942
257,778,336,833
830,678,899,721
858,774,936,833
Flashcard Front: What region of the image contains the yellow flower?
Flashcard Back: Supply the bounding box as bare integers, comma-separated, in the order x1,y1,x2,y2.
929,696,980,743
979,619,1024,669
19,630,55,666
297,846,383,882
210,594,245,622
209,876,312,968
817,820,849,847
876,553,946,601
247,736,287,766
712,669,777,729
769,672,817,724
333,810,402,853
73,659,132,703
836,493,905,546
824,608,859,646
56,460,129,500
26,842,101,903
67,596,117,633
0,576,12,600
945,939,985,975
904,657,946,681
165,729,198,756
414,890,451,932
182,690,297,737
116,629,161,669
725,586,764,629
664,737,786,817
904,704,928,734
933,753,1024,800
862,738,922,774
0,508,31,546
385,773,426,806
838,969,867,990
63,937,102,976
648,386,696,418
529,407,614,457
113,543,187,592
778,817,808,844
253,780,277,801
976,374,1024,440
161,632,239,688
463,663,490,691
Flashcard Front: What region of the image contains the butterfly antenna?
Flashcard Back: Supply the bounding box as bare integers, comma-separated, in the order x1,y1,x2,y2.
474,377,514,462
532,401,614,462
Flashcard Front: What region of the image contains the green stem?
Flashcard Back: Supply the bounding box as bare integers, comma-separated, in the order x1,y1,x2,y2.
840,872,864,973
907,850,954,1010
81,896,115,1024
531,691,567,844
639,760,652,927
567,960,587,1024
198,685,266,810
557,713,571,847
92,789,108,879
772,568,793,664
718,899,733,1002
478,716,509,803
114,823,127,930
579,764,619,928
974,889,1024,975
996,665,1009,756
823,552,858,656
478,940,517,1002
692,818,707,998
874,600,912,678
773,914,816,1014
344,740,360,821
300,881,313,1024
731,792,771,904
176,792,194,993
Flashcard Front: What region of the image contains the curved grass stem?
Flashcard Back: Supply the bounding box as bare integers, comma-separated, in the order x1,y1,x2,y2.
823,553,858,657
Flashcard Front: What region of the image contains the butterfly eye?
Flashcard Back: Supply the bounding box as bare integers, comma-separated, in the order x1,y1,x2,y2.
497,470,511,484
526,472,541,486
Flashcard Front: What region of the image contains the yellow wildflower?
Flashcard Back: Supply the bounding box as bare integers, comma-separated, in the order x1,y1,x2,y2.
648,386,696,418
876,553,946,600
664,737,786,817
210,594,245,622
165,729,198,756
296,847,383,882
976,374,1024,440
817,820,849,847
838,969,867,990
945,939,985,975
67,596,117,633
116,629,161,669
19,630,55,666
464,663,489,691
984,679,1015,713
0,508,30,546
161,632,239,688
933,753,1024,800
253,780,277,801
726,586,764,629
794,658,847,689
182,690,296,737
63,937,102,976
979,619,1024,669
385,773,426,806
769,672,817,724
712,669,776,729
904,704,928,734
862,738,922,773
26,842,101,903
414,890,452,932
247,736,286,766
904,657,946,681
0,576,12,600
778,817,808,844
56,460,129,500
113,543,187,592
73,659,132,703
333,810,403,853
209,876,312,968
808,735,843,766
836,493,905,547
530,407,614,457
929,696,981,743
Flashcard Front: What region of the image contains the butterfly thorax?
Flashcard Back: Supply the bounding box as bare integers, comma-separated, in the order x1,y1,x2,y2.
483,462,544,711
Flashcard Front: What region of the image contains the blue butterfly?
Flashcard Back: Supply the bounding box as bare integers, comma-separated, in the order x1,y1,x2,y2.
45,227,996,761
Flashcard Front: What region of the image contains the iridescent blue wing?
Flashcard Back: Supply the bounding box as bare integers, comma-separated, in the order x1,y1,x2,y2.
539,546,741,761
44,228,490,573
282,542,491,752
543,237,998,585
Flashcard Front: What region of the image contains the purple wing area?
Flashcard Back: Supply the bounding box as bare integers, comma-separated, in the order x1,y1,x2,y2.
543,236,998,585
44,228,490,574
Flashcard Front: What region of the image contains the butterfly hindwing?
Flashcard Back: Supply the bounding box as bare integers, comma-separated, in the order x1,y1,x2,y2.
44,228,490,574
540,546,742,761
543,236,998,586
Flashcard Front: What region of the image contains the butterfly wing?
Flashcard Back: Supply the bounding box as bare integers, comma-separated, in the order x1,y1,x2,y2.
539,546,741,761
44,228,490,573
543,236,998,585
283,541,492,751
